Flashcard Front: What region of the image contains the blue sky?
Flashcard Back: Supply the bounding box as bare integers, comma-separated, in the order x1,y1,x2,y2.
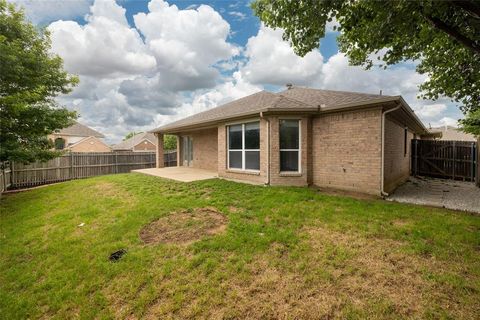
13,0,462,143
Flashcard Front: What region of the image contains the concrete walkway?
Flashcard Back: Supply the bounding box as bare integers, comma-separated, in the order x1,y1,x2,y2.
132,167,218,182
388,176,480,214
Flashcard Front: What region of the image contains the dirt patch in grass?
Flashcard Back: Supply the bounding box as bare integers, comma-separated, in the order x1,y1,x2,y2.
206,227,478,319
228,206,245,213
139,207,227,245
93,182,127,198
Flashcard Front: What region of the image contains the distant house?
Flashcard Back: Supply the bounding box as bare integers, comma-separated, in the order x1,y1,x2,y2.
112,132,157,152
49,121,111,153
425,126,476,142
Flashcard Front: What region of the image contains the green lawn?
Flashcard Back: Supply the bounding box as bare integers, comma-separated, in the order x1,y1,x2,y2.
1,173,479,319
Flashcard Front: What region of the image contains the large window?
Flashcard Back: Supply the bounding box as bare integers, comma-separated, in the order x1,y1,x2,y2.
280,119,300,172
228,121,260,171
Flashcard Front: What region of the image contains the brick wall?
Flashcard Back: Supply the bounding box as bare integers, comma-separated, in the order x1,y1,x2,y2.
68,136,111,153
311,108,383,195
383,116,414,193
133,139,156,152
178,128,218,171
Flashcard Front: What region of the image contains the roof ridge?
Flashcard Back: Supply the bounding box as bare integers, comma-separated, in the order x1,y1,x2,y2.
282,86,391,97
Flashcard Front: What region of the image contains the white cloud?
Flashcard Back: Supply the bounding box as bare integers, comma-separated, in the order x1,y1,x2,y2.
430,117,459,128
48,0,156,78
415,104,448,119
325,17,340,33
241,26,324,86
11,0,92,25
229,11,247,21
319,53,427,99
49,0,243,143
134,0,239,91
153,71,262,128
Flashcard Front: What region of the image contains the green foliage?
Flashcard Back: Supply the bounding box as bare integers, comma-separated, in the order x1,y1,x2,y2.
0,0,78,163
252,0,480,135
164,134,176,150
123,131,141,141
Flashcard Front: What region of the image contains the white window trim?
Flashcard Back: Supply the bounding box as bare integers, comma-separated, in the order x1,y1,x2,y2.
279,119,301,174
227,121,260,172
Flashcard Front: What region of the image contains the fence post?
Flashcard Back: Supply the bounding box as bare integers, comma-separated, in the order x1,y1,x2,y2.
1,163,4,193
472,142,475,183
70,152,74,179
115,152,118,174
415,139,418,177
10,161,14,188
452,141,456,180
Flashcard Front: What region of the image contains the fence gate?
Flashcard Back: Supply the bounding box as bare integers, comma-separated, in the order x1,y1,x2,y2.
412,139,477,182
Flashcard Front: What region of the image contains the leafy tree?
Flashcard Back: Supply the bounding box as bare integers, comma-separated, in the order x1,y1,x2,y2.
123,131,140,141
0,0,78,163
252,0,480,135
164,134,176,151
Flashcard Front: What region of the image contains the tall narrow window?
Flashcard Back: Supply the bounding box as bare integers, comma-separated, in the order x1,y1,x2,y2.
404,127,408,156
228,121,260,170
280,119,300,172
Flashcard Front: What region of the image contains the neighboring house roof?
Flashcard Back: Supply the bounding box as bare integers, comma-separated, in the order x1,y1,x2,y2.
112,132,157,150
53,121,105,138
151,86,426,134
66,136,111,150
428,126,476,142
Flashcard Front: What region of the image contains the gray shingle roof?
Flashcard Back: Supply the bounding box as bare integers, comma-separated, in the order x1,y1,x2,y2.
112,132,157,150
429,126,477,141
279,87,390,108
54,121,105,138
152,90,315,132
151,87,407,133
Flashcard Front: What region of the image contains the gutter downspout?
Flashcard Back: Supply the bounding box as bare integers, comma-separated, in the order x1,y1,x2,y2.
381,104,402,197
261,112,271,185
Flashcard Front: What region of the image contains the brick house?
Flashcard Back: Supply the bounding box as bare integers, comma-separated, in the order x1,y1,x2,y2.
150,87,427,195
49,121,111,153
112,132,157,152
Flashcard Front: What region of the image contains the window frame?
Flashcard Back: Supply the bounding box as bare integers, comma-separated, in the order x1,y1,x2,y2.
279,118,301,173
227,120,260,172
404,127,408,157
54,137,65,150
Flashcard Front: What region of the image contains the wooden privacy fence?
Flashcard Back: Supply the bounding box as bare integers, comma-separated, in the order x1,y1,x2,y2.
1,150,177,190
412,139,477,182
0,162,12,193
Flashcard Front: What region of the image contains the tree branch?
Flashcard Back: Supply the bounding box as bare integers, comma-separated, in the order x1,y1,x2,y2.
423,14,480,54
450,0,480,19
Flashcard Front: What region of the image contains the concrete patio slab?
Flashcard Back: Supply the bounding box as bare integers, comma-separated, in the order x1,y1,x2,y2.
132,167,218,182
388,176,480,214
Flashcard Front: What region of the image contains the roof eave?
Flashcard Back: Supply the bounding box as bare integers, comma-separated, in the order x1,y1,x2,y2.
396,96,428,134
150,95,428,135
